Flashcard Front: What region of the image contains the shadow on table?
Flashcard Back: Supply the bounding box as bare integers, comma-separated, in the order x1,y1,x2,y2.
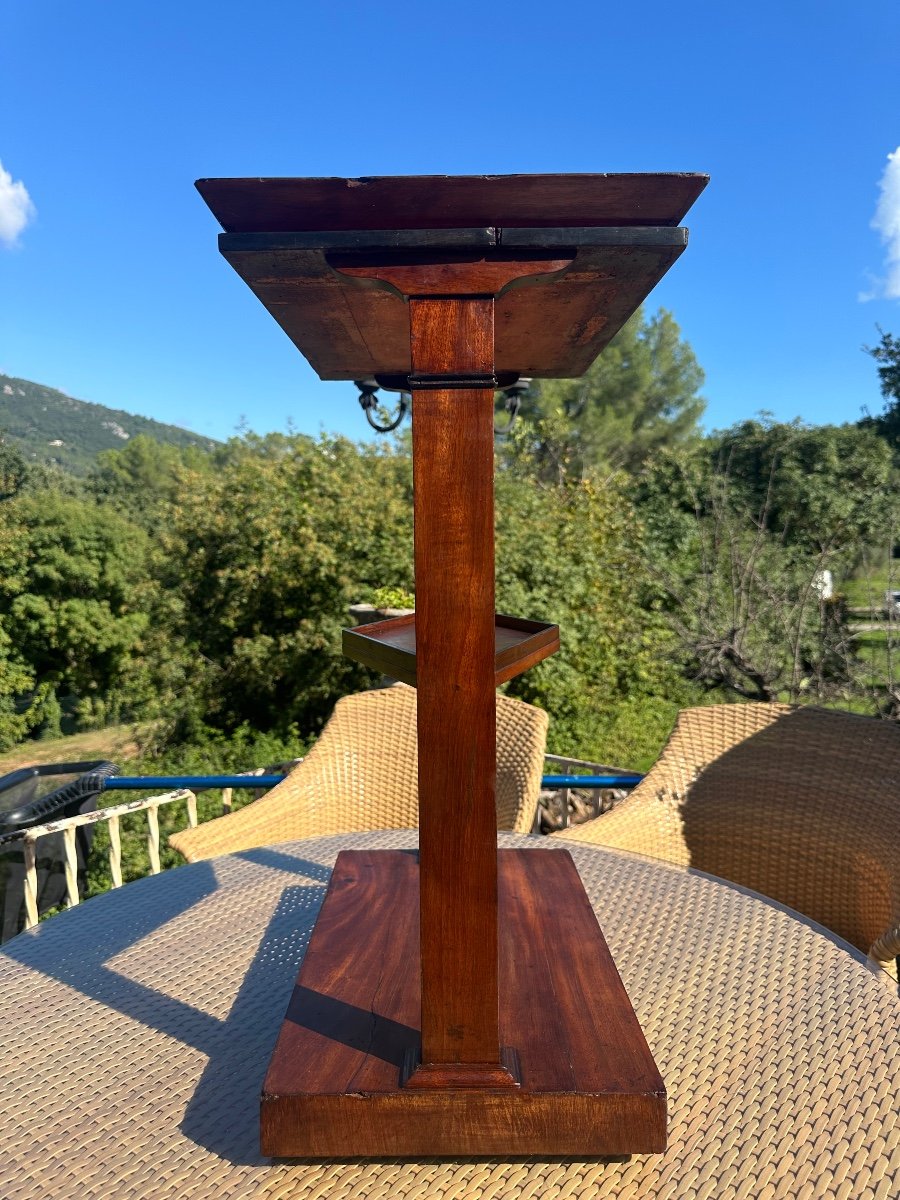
2,847,333,1167
180,867,329,1164
2,857,228,1049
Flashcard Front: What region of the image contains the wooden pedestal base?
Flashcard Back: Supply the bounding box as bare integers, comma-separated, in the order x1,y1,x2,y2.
260,849,666,1158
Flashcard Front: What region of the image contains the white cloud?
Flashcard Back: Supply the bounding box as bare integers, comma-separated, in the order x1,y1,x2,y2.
0,159,36,248
862,147,900,301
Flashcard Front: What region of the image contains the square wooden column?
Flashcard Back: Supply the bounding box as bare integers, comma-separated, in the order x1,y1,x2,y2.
404,297,515,1087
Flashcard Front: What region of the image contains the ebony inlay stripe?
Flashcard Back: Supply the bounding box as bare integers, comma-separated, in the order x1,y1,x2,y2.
217,225,688,253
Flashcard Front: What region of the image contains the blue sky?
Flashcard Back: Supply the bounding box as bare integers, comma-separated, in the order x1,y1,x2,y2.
2,0,899,443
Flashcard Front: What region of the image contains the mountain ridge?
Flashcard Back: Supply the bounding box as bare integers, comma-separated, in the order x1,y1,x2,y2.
0,373,219,474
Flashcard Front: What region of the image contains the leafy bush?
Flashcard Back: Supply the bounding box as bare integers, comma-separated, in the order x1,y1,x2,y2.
495,469,696,763
154,432,414,738
370,585,415,610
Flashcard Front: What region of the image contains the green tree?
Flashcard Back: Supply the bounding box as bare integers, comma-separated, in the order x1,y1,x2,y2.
504,307,705,484
632,420,893,704
87,434,213,527
863,327,900,448
495,464,696,767
0,493,156,729
150,430,688,767
709,418,893,558
0,620,37,750
0,463,38,748
158,433,414,737
0,435,26,499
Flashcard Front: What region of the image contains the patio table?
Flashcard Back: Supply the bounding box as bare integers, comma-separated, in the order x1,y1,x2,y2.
1,830,898,1199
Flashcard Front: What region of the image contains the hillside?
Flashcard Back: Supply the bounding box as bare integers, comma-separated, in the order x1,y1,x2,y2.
0,373,218,474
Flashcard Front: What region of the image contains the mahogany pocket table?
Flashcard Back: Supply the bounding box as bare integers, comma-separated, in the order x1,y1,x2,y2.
193,172,709,1156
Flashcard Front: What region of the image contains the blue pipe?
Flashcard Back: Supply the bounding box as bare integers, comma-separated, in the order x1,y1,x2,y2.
101,772,642,793
540,774,642,788
103,775,287,790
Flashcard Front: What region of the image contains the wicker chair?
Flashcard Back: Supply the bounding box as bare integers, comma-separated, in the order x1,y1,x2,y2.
554,703,900,977
169,683,548,862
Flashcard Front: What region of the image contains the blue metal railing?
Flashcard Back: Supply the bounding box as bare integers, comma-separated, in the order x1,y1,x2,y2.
541,773,642,789
102,775,287,790
100,771,643,793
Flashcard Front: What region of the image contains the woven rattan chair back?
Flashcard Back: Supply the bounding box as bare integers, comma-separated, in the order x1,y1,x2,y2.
170,684,548,862
556,703,900,971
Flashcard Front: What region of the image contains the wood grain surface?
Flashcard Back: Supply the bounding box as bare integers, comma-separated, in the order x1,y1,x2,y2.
408,295,501,1073
197,173,707,231
341,613,560,687
335,251,574,297
260,849,667,1157
219,239,686,380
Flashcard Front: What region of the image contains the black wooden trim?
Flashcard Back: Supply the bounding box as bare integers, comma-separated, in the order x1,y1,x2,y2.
219,228,499,253
408,373,499,391
218,226,687,254
498,226,688,247
374,372,520,392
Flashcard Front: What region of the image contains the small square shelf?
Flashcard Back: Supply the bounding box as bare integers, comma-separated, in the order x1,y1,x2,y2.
342,612,559,687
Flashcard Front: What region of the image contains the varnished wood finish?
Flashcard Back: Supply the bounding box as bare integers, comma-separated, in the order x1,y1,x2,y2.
197,173,707,231
202,173,680,1155
341,612,560,687
260,849,667,1157
408,294,501,1074
200,175,706,381
334,251,575,298
492,614,561,683
400,1052,521,1090
217,237,687,380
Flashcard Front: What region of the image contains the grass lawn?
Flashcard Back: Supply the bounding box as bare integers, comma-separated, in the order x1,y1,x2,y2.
853,628,899,679
0,724,150,777
842,559,900,609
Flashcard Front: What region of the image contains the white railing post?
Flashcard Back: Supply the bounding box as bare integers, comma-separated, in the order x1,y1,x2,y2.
146,803,161,875
0,781,287,929
62,826,79,908
108,814,122,888
0,789,197,923
23,837,38,930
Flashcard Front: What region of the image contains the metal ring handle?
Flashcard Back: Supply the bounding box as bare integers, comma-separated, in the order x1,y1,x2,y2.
354,380,410,434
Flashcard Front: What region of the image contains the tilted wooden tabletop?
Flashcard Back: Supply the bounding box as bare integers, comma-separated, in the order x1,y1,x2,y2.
197,173,708,381
1,831,898,1199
